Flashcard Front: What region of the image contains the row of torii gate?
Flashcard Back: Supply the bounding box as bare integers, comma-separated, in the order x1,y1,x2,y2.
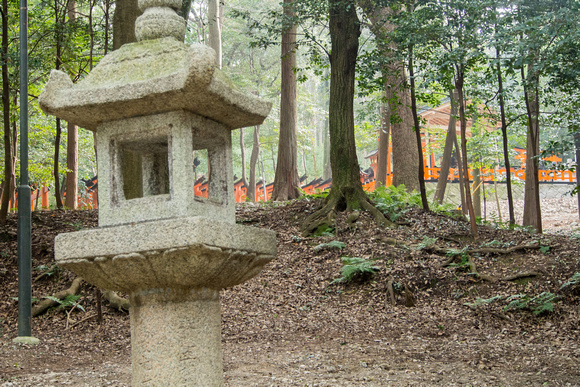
13,101,578,209
17,145,576,211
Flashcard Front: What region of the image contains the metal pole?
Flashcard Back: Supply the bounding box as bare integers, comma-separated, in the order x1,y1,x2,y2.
16,0,32,340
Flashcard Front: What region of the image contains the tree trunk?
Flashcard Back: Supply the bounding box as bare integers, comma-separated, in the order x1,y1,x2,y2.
361,4,417,192
456,70,478,237
272,0,300,201
376,101,390,187
54,3,64,209
65,122,78,209
54,118,64,209
322,77,331,181
575,131,580,222
239,128,249,189
434,89,458,204
65,1,78,209
472,168,481,218
112,0,141,50
103,0,111,54
408,45,429,210
496,47,515,225
178,0,192,20
207,0,222,68
454,135,467,213
326,0,362,203
390,67,419,192
248,125,260,202
0,0,12,223
302,0,393,235
522,65,542,233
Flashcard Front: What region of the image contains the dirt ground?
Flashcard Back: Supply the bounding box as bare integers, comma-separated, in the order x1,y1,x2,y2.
1,197,579,386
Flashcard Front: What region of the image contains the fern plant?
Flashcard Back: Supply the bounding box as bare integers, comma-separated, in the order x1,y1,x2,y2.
504,292,559,315
560,272,580,290
415,236,438,250
44,294,85,312
331,257,380,284
370,185,421,221
313,240,346,253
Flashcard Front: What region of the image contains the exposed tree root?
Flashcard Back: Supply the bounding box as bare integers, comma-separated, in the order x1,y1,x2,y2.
379,237,409,249
301,188,395,236
503,271,541,281
103,290,130,312
466,244,541,255
414,241,541,258
466,255,496,282
32,277,83,317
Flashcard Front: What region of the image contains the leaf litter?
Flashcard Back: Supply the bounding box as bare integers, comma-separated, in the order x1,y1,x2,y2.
0,199,579,386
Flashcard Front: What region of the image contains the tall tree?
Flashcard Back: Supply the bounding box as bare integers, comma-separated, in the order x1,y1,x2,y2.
272,0,300,201
362,4,418,192
53,0,66,209
208,0,223,68
248,124,260,202
433,90,458,204
407,43,429,210
521,63,542,232
494,45,516,225
302,0,392,235
375,104,390,187
65,1,78,209
112,0,141,50
0,0,12,222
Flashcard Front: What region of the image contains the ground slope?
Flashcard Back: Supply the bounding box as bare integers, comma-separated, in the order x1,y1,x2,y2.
1,199,579,386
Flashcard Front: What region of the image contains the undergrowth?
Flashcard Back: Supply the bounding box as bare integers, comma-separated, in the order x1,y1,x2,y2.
332,257,380,284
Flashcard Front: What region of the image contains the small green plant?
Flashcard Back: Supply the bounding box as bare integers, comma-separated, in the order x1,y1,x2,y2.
313,240,346,253
299,189,329,200
44,294,85,312
61,221,84,230
539,245,550,254
370,185,421,221
446,247,470,267
313,225,335,237
560,272,580,290
415,236,437,250
504,292,559,315
34,264,62,277
331,257,380,284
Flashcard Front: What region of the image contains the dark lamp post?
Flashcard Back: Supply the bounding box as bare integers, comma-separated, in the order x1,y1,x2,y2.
14,0,39,345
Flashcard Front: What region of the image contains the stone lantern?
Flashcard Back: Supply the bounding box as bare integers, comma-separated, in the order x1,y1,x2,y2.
39,0,276,385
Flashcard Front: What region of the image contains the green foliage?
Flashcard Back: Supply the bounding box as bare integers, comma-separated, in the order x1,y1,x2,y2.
313,240,346,253
370,185,421,221
300,190,329,200
312,225,334,237
331,257,379,284
504,292,559,315
34,264,62,278
415,236,437,250
44,294,85,312
560,272,580,290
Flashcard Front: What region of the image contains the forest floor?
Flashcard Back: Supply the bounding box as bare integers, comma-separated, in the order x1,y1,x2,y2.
1,196,579,386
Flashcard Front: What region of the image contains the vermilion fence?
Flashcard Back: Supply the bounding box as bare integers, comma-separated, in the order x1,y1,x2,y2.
8,165,577,210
